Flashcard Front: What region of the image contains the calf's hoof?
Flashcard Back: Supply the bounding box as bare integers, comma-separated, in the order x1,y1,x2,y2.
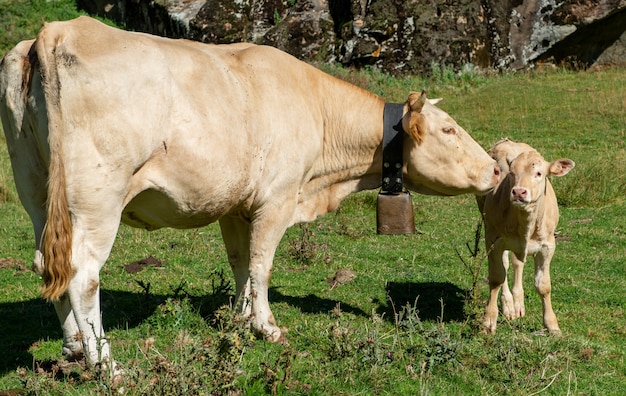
547,327,562,337
481,320,497,335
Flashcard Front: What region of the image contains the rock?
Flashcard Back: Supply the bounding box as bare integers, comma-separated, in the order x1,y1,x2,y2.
77,0,626,73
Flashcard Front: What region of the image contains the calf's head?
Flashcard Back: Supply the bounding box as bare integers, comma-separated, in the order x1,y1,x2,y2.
401,91,500,196
508,150,575,206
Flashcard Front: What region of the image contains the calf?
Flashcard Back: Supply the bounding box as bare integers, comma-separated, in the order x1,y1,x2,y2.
477,139,575,335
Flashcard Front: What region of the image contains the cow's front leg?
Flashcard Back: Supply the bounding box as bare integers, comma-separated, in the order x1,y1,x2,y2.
484,245,506,334
246,203,294,343
219,215,252,317
534,246,561,335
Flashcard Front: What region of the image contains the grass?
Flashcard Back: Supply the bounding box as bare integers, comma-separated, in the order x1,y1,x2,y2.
1,1,625,395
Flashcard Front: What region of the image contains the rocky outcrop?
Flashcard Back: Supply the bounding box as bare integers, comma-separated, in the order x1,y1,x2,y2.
77,0,626,74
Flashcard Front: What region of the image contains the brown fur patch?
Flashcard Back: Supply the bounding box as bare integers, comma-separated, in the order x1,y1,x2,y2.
86,279,99,299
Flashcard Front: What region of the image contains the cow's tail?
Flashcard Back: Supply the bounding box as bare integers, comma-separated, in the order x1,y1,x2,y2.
41,153,72,301
35,26,73,302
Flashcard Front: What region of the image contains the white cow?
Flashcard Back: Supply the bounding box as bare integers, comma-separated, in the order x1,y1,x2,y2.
477,139,575,335
0,16,500,368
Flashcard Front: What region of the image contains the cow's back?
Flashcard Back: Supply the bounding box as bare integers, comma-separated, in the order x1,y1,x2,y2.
25,17,361,232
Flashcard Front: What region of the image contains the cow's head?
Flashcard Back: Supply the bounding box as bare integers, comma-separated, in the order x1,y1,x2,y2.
508,150,575,207
401,91,500,196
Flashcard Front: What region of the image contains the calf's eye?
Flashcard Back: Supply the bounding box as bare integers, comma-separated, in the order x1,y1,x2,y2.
443,126,456,135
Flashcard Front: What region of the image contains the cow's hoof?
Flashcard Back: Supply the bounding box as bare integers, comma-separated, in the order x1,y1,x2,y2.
265,326,288,345
62,346,84,362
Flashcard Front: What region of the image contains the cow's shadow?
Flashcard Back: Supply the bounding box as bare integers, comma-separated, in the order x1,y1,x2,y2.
0,289,167,375
0,281,467,375
0,285,237,375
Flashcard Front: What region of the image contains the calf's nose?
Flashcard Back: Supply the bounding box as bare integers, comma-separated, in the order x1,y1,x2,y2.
511,187,528,202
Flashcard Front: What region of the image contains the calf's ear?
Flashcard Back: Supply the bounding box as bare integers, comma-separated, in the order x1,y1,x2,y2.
549,158,575,177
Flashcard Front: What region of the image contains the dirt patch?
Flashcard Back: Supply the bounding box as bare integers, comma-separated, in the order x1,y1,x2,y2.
0,257,28,272
123,255,165,273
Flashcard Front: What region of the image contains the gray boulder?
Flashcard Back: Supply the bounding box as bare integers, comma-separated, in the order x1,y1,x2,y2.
77,0,626,73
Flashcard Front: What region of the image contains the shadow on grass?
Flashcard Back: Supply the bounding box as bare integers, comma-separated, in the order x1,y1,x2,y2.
376,281,467,323
0,297,61,374
269,281,467,324
269,287,369,317
0,280,467,375
0,286,233,376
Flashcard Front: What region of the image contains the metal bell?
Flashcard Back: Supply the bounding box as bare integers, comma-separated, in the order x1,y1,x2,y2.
376,191,416,235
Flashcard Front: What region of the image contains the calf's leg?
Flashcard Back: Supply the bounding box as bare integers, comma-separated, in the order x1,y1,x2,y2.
503,252,526,320
484,245,506,333
534,246,561,335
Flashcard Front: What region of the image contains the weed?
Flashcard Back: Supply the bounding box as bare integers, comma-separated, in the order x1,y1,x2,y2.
430,61,486,91
273,9,281,25
456,220,488,326
246,347,303,395
107,302,256,395
287,223,329,265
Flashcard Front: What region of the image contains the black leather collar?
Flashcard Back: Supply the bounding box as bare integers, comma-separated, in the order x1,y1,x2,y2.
381,103,405,193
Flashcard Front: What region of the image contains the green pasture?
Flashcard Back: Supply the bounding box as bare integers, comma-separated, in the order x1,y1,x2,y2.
0,1,625,394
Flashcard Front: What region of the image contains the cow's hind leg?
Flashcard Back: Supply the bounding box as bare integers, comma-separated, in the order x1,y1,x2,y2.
30,207,84,360
219,215,252,317
65,214,121,368
7,150,84,359
53,294,84,359
534,246,561,335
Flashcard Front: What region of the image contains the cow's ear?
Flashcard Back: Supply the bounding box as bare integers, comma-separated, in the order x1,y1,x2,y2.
429,98,443,105
408,90,427,113
402,91,428,143
549,158,575,176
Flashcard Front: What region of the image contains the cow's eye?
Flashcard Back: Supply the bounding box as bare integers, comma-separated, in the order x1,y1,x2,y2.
443,126,456,135
536,171,542,178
